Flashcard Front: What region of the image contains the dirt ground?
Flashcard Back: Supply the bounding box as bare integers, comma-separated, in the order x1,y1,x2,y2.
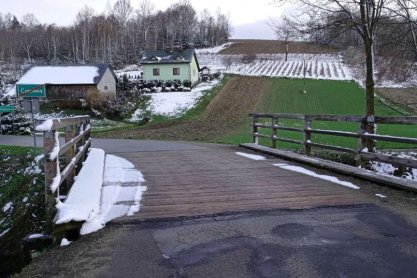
377,88,417,113
97,76,270,141
221,39,338,55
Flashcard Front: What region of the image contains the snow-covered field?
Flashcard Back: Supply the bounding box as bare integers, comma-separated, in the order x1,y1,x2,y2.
130,79,220,120
198,53,353,81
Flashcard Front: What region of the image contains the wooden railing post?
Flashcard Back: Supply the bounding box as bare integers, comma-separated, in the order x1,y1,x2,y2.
43,129,57,222
303,115,312,155
65,124,75,194
252,115,259,144
271,115,278,149
356,118,366,167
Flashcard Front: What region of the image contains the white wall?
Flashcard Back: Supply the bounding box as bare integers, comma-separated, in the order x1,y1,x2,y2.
97,68,117,97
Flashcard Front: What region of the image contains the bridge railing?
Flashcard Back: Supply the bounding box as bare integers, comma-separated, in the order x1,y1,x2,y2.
36,116,91,203
250,113,417,168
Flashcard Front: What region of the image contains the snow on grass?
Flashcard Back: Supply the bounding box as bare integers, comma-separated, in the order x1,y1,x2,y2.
194,43,233,54
274,163,360,189
130,79,220,120
2,202,13,213
197,53,353,81
369,152,417,181
236,152,266,161
375,193,387,198
55,148,105,225
0,228,10,238
80,154,146,235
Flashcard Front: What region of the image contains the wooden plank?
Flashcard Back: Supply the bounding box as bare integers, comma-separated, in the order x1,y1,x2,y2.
241,143,417,191
49,116,90,130
362,133,417,145
308,142,357,154
375,116,417,125
309,114,364,122
309,129,359,138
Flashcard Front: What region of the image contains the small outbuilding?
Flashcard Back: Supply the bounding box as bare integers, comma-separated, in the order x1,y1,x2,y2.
16,64,117,100
140,48,200,87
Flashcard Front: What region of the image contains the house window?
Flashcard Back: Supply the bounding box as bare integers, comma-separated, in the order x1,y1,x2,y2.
104,86,108,90
153,68,160,76
173,68,180,76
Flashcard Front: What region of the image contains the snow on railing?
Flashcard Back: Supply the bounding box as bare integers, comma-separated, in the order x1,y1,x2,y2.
36,116,91,205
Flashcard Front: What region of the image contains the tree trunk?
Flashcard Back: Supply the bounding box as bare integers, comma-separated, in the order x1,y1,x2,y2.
364,36,376,151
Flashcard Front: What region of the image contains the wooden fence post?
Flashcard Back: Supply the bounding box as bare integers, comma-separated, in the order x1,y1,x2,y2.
304,115,312,155
43,130,57,219
252,115,259,144
356,118,367,167
271,115,278,149
65,124,75,194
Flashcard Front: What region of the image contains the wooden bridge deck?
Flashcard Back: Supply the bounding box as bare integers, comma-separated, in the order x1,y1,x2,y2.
115,143,365,221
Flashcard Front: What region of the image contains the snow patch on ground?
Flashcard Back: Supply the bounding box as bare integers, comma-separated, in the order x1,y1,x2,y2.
80,154,146,235
3,202,13,213
236,152,266,161
369,152,417,181
197,53,353,81
60,238,71,247
274,163,360,189
195,43,233,54
375,193,387,198
130,79,220,120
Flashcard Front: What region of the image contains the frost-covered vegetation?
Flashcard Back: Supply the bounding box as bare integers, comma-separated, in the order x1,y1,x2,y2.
0,146,49,277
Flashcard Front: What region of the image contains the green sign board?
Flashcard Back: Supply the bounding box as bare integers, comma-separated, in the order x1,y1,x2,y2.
0,105,14,113
16,84,46,98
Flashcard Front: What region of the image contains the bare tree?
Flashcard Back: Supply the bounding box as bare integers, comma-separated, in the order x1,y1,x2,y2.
274,0,388,150
269,17,297,61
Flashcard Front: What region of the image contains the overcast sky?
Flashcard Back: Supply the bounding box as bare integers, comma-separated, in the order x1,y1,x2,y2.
0,0,291,39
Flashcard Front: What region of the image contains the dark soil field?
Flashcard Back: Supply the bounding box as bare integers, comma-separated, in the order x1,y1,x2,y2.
221,39,338,55
377,88,417,113
96,76,270,141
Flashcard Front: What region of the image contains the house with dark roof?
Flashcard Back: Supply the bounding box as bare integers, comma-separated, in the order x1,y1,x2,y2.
16,64,117,100
140,48,200,87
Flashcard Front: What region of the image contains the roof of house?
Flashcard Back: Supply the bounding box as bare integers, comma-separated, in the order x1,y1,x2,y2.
140,48,198,66
17,64,116,85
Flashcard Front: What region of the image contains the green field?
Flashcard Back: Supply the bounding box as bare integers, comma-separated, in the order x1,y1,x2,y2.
219,78,417,150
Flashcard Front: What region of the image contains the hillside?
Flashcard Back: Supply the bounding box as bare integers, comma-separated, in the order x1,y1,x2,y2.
221,39,338,55
97,76,415,150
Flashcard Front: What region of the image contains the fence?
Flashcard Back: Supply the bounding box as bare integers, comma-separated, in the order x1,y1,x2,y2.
36,116,91,204
250,113,417,169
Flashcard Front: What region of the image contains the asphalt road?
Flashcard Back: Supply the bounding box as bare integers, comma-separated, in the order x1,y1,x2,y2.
17,205,417,277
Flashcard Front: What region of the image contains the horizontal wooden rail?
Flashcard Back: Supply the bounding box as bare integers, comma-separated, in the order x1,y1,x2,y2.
249,113,417,173
36,116,91,204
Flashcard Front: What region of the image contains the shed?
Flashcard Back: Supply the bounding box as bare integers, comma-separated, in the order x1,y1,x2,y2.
16,64,117,100
140,48,200,87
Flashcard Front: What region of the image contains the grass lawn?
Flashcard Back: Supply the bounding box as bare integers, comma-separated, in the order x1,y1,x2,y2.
219,78,417,150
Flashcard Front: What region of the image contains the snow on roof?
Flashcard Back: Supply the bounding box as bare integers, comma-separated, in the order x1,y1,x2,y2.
17,65,101,85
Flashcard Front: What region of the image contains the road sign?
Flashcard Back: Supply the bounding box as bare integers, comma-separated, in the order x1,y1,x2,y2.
23,98,40,113
17,84,46,98
0,105,14,113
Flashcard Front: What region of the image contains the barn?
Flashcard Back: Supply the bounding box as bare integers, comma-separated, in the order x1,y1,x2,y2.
16,64,117,100
140,48,200,87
